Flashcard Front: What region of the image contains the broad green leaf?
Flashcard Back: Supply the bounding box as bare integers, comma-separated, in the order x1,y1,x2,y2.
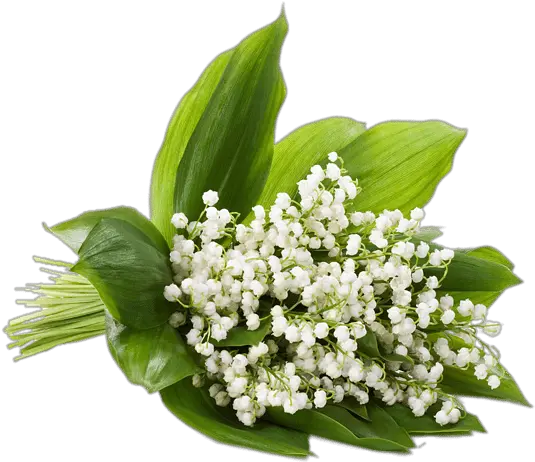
440,365,530,407
413,226,443,242
213,317,271,347
458,246,515,270
336,397,370,421
46,207,169,255
106,314,200,393
150,50,233,244
174,12,288,221
382,402,485,435
72,218,175,330
267,405,412,452
358,330,381,358
431,247,521,307
247,117,366,221
340,121,466,215
161,380,310,457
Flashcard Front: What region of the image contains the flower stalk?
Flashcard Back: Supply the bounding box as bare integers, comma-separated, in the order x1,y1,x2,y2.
5,257,106,360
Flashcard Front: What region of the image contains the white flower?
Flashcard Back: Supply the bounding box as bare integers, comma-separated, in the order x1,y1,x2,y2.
416,242,430,258
326,163,341,180
246,313,260,331
164,283,181,302
275,192,292,210
314,322,329,339
458,299,474,317
327,152,338,162
441,309,455,325
488,375,501,389
171,212,188,229
202,190,219,206
410,208,424,220
313,390,327,408
440,248,455,260
474,364,488,380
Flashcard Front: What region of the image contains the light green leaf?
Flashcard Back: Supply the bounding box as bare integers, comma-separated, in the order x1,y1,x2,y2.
213,317,271,347
174,12,287,222
246,117,365,221
150,50,233,244
47,207,169,255
106,314,200,393
382,402,485,435
413,226,443,242
458,246,515,270
440,365,530,407
431,246,521,307
72,218,175,330
267,404,412,452
161,380,310,457
339,120,466,215
336,397,370,421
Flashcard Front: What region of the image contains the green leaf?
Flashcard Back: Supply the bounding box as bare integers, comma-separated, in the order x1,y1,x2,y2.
340,120,466,215
150,50,233,244
382,402,485,435
246,117,365,221
381,352,414,365
458,246,515,270
413,226,443,242
358,330,381,358
160,380,310,457
440,365,530,407
173,12,287,222
72,218,175,330
213,317,271,347
267,404,412,452
47,207,169,255
336,397,370,421
106,314,200,393
431,246,521,307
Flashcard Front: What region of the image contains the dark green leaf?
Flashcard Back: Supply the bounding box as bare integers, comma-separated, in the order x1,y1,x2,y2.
213,317,271,347
340,120,466,215
72,218,175,329
441,365,530,407
381,352,414,365
382,401,485,435
46,207,169,255
160,379,310,457
106,314,200,393
267,404,412,452
174,12,287,221
150,50,233,244
358,330,381,358
247,117,365,221
431,246,521,307
336,397,370,421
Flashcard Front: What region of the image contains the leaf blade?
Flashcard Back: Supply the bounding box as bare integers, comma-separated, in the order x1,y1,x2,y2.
382,402,485,435
174,13,288,221
161,380,310,457
47,206,169,255
72,218,175,329
106,314,200,393
340,120,466,215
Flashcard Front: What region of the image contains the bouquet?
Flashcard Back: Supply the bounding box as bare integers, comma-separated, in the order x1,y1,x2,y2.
5,10,529,457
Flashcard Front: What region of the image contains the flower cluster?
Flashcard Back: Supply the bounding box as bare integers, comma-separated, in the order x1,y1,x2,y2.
164,153,505,427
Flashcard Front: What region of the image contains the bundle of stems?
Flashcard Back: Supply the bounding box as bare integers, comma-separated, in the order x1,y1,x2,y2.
5,257,106,360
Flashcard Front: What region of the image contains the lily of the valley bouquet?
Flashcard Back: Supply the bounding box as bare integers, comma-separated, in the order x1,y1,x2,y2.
5,11,529,457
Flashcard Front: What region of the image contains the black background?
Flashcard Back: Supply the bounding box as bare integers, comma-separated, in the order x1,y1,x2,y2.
3,1,535,460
